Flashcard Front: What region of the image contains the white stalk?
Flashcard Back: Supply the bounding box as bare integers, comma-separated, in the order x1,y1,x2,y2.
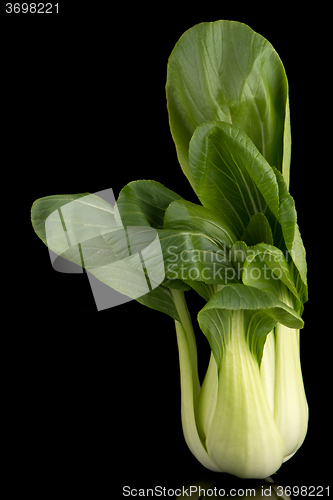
206,311,284,478
260,329,276,415
274,324,308,461
172,290,221,472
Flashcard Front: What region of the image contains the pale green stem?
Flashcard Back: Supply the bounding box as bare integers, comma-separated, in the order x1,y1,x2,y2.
274,324,308,461
198,351,218,440
273,289,308,461
171,289,221,472
171,289,200,398
260,329,276,415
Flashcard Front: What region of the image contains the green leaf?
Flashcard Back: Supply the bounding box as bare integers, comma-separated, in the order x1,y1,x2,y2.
240,213,273,246
113,184,238,285
271,167,308,302
166,20,289,186
183,281,221,302
189,121,279,237
164,199,237,248
31,192,117,266
243,243,302,311
31,193,91,245
112,179,193,315
188,121,308,301
115,180,184,228
158,228,237,284
198,284,304,369
164,200,239,289
136,284,182,322
161,278,191,291
229,241,248,269
282,95,292,189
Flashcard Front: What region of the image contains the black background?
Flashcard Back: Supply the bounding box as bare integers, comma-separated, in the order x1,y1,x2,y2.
2,4,328,497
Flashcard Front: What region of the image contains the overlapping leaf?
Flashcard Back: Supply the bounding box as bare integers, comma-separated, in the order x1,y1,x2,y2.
188,121,308,301
31,193,90,245
164,199,237,248
198,284,304,369
166,20,290,188
114,180,184,228
243,243,301,307
112,180,191,320
189,121,279,236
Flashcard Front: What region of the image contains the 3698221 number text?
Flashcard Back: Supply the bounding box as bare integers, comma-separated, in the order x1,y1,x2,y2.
5,3,59,14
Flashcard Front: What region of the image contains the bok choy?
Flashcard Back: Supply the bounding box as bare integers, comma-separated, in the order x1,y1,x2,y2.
31,21,308,479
